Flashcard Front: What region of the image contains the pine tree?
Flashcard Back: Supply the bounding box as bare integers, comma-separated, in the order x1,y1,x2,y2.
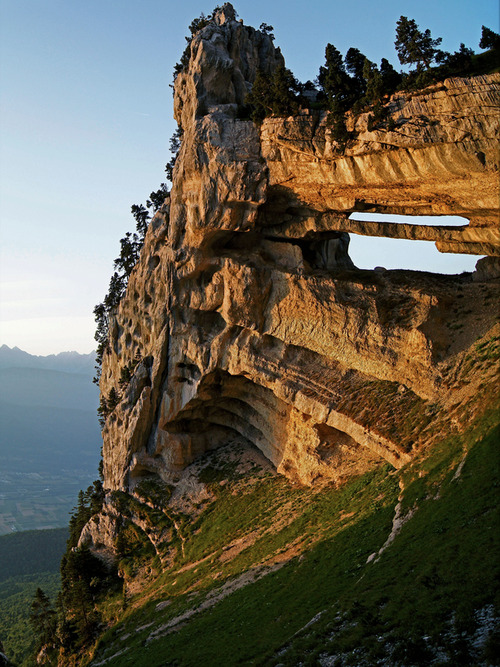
318,43,353,110
146,183,169,215
59,545,110,646
55,591,76,650
270,64,300,116
188,11,211,35
441,44,475,74
245,65,299,122
90,479,105,515
380,58,402,95
363,59,383,104
93,302,109,383
245,70,272,120
97,394,109,428
30,588,56,649
329,98,350,148
107,387,120,412
114,233,141,278
165,127,183,182
130,204,150,238
479,26,500,51
119,365,132,388
345,47,367,98
395,16,443,71
68,489,90,545
104,272,126,310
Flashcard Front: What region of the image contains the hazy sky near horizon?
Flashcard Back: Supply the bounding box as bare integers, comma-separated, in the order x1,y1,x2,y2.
1,0,498,355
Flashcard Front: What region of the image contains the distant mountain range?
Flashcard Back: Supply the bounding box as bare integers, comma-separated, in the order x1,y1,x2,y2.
0,346,101,476
0,345,96,375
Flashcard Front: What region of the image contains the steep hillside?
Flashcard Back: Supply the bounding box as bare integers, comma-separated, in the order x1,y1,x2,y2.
82,409,500,666
39,4,500,667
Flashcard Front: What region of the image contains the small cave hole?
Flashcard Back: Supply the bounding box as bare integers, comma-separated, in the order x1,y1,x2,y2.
149,255,160,271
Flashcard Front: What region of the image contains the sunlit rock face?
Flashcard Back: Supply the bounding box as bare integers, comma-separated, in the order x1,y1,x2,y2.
260,75,500,233
98,4,500,492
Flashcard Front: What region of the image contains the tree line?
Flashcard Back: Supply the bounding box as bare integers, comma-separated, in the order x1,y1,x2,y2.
171,6,499,143
245,20,500,137
92,182,169,386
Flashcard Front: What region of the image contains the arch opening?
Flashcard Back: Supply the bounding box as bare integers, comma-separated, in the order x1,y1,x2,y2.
348,213,483,274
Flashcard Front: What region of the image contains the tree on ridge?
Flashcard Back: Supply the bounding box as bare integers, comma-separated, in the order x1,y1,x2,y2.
395,16,443,71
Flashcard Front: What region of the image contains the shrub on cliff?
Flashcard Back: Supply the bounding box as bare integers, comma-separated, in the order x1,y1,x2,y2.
259,22,274,40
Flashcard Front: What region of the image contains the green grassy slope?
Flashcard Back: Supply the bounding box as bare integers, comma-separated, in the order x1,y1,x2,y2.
84,409,499,667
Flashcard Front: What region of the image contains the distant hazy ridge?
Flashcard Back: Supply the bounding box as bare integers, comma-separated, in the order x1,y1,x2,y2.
0,346,101,533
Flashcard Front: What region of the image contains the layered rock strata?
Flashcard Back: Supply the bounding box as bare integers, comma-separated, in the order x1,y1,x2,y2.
260,75,500,239
97,4,500,502
311,217,500,255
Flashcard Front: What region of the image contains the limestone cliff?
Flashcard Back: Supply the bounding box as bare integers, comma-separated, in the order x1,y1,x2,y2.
93,3,499,522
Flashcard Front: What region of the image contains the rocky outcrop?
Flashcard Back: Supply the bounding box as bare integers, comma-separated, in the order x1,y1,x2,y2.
98,4,500,497
260,75,500,235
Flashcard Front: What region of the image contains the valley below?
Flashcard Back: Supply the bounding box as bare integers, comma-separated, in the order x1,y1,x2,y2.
0,348,100,534
0,469,95,535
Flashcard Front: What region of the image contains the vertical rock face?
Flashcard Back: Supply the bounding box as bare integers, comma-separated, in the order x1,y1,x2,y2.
98,4,500,495
174,4,282,126
170,4,282,253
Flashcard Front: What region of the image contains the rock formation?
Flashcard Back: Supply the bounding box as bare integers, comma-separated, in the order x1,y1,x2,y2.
260,74,500,235
94,3,500,511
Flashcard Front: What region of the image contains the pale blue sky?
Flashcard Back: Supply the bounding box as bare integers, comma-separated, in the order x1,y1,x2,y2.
1,0,498,354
